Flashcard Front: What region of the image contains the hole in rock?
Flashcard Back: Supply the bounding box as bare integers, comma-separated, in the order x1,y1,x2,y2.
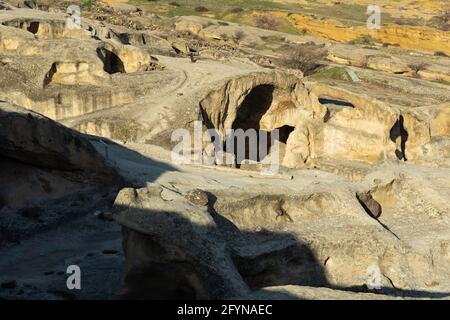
276,125,295,145
43,63,57,86
265,125,295,161
229,85,275,166
389,115,408,161
96,48,125,74
116,32,130,45
233,85,274,131
27,21,40,34
318,97,354,108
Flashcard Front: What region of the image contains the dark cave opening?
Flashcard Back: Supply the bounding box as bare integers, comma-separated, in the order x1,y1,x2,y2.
96,48,125,74
43,63,57,87
229,85,275,166
27,21,40,34
201,85,295,168
276,125,295,145
389,115,409,161
232,85,274,131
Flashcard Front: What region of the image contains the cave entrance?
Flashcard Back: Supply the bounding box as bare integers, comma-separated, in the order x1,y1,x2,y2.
232,85,274,131
389,115,408,161
266,125,295,164
229,85,275,167
97,48,125,74
277,125,295,145
27,21,40,34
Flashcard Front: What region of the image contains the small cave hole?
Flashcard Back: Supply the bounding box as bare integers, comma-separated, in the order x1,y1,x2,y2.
318,97,354,108
27,21,40,34
96,48,125,74
43,63,57,87
229,85,275,166
277,125,295,145
389,115,408,161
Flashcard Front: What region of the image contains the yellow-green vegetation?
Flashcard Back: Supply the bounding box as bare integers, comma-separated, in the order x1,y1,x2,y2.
309,67,351,81
132,0,300,17
349,35,378,45
81,0,94,10
307,3,394,26
131,0,393,33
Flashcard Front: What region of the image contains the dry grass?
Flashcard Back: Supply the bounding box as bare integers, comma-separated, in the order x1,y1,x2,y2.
233,30,245,42
279,42,328,76
255,13,280,30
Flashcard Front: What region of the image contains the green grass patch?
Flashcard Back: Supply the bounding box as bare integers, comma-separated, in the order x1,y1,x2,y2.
309,67,351,81
132,0,297,15
130,0,393,34
348,35,378,45
307,3,394,26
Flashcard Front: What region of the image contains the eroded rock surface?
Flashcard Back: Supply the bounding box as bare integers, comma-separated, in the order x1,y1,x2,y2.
112,154,450,299
0,101,122,245
0,1,448,300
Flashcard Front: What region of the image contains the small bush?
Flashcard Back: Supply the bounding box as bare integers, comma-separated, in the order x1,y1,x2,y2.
195,6,209,13
279,42,328,76
408,62,428,77
229,7,243,13
255,13,279,31
169,2,180,7
428,5,450,31
438,5,450,24
220,33,229,41
393,17,421,26
434,51,449,57
349,35,377,45
233,30,245,42
81,0,93,10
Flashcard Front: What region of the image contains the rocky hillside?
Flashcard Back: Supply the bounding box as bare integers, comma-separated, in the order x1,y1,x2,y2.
0,0,448,300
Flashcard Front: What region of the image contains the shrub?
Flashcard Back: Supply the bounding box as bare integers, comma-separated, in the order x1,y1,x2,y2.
233,30,245,42
438,5,450,24
434,51,449,57
195,6,209,13
255,13,279,30
349,35,377,45
279,42,328,76
169,2,180,7
81,0,93,10
408,62,428,77
393,17,421,26
428,5,450,30
229,7,243,13
220,33,229,41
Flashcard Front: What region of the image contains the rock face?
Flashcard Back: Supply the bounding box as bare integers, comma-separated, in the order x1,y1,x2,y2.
0,102,117,175
0,1,449,300
287,13,450,55
113,161,450,299
0,102,122,245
